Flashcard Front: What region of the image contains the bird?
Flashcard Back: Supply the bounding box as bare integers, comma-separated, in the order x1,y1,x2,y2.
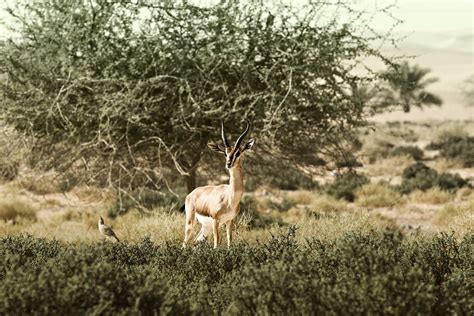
98,216,120,242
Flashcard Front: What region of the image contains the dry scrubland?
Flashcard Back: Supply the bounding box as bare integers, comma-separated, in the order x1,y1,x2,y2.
1,120,473,243
1,120,473,314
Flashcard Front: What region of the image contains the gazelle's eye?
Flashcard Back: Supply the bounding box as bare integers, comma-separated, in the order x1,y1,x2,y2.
235,151,240,157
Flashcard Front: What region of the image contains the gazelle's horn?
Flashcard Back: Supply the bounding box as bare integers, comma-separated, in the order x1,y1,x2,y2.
234,121,250,149
221,121,230,148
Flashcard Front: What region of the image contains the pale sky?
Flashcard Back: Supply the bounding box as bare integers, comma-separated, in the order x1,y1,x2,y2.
1,0,473,40
0,0,472,38
370,0,473,33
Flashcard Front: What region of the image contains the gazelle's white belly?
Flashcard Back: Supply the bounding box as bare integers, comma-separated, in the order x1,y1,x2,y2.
196,209,237,227
196,213,213,229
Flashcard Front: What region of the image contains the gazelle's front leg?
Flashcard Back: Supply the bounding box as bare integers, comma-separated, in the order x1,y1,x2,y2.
213,218,220,248
226,220,233,248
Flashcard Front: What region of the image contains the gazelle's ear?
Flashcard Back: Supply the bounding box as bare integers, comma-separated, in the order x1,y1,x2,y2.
207,142,226,154
242,139,255,152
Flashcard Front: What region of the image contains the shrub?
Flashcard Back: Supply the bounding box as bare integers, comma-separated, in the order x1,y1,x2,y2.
267,197,297,212
335,154,363,168
437,172,469,191
108,189,184,218
0,231,472,315
398,162,469,194
364,140,395,164
238,196,279,229
390,145,424,160
426,136,474,167
325,172,369,201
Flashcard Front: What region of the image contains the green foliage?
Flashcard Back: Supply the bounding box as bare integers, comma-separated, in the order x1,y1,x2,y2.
269,169,319,191
335,153,363,168
427,136,474,167
244,161,319,191
390,145,424,160
399,162,468,194
437,173,469,192
108,189,184,218
325,172,369,201
379,61,442,112
0,231,472,315
267,197,297,212
238,196,278,229
0,0,395,191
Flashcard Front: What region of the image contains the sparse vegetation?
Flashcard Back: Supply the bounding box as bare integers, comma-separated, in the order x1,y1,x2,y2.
427,135,474,167
390,145,424,160
108,189,184,218
408,188,452,205
325,172,370,202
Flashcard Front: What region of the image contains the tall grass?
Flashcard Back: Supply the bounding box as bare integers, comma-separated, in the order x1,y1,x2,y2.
355,183,404,208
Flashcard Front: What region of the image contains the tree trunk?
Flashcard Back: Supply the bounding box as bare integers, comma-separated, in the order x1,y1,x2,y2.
185,169,197,194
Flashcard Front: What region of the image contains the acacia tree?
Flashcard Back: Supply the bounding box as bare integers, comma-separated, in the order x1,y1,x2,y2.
0,0,396,193
379,61,442,112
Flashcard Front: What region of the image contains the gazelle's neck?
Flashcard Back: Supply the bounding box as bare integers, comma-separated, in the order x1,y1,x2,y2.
228,165,244,205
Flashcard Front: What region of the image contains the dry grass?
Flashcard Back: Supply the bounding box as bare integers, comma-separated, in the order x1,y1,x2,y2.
286,190,315,205
429,158,464,173
13,173,62,195
0,197,37,222
432,200,474,237
456,187,474,201
408,187,453,205
355,183,404,208
363,155,413,178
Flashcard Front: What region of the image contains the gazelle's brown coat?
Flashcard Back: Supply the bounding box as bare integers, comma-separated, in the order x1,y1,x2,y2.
182,122,254,248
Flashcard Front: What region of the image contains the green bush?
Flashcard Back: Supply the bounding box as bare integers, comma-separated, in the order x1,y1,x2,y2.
238,196,279,229
325,172,369,201
398,162,468,194
437,173,469,191
390,145,424,160
267,197,298,212
108,189,184,218
427,136,474,167
0,231,472,315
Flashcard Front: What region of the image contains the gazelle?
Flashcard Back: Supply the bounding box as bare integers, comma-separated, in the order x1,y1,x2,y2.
183,121,255,248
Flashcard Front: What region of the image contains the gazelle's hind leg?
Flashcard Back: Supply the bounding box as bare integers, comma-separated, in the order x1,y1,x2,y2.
183,204,196,248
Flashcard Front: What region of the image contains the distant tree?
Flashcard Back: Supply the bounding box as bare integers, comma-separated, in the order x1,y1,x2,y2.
460,75,474,107
379,61,442,112
0,0,397,194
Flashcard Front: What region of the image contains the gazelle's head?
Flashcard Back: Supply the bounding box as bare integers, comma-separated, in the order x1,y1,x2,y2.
208,121,255,169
